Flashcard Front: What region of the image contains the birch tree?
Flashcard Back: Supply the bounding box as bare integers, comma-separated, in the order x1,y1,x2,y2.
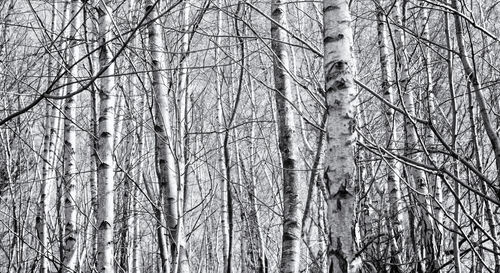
322,0,361,272
62,0,83,271
36,2,58,272
374,1,403,270
96,1,116,272
270,1,304,272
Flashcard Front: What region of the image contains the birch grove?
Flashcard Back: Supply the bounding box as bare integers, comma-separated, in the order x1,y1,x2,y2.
1,0,500,272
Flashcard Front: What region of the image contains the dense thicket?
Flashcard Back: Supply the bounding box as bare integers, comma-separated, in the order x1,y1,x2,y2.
0,0,499,272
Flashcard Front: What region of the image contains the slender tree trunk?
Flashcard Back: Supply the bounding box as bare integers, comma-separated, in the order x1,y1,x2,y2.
451,0,500,271
420,5,443,263
131,93,145,273
392,0,437,270
96,2,116,272
374,1,403,271
175,2,191,272
214,4,231,272
62,0,82,271
271,1,304,273
86,7,100,270
146,1,185,272
443,6,461,272
128,2,141,273
36,2,57,272
322,0,361,272
248,76,266,273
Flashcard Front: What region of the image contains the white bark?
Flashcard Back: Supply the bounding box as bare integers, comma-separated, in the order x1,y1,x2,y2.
374,1,403,269
392,0,437,270
271,1,304,273
451,0,500,271
96,2,116,273
37,2,58,272
214,4,230,272
62,0,82,271
175,2,191,272
146,1,187,272
322,0,361,272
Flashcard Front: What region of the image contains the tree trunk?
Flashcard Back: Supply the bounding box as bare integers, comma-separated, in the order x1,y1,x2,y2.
36,2,58,272
96,2,117,272
392,0,437,270
62,0,82,271
214,4,231,272
374,1,403,270
146,1,186,272
322,0,361,272
175,2,191,272
271,1,304,273
450,10,500,273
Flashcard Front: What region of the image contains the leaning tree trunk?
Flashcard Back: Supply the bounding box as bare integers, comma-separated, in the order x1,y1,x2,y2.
322,0,361,272
96,2,116,273
271,1,304,273
62,0,82,271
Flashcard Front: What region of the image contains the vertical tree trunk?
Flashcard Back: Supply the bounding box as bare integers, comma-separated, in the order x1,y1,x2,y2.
392,0,437,270
450,10,500,273
36,2,57,272
175,2,191,272
62,0,82,271
88,7,100,270
443,5,461,272
248,76,266,273
374,1,403,270
420,4,443,261
270,1,304,273
96,2,116,272
128,1,141,272
322,0,361,272
146,1,185,272
214,4,231,272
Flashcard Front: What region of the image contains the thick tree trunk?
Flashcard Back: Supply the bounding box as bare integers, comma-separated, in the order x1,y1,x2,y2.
96,2,116,273
271,1,304,273
322,0,361,272
62,0,82,271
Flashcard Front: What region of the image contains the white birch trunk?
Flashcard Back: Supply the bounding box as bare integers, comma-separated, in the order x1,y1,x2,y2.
214,4,230,272
374,1,403,269
146,1,185,272
175,2,191,272
420,4,444,258
451,0,500,271
96,2,116,273
271,1,304,273
62,0,82,271
392,0,438,270
36,2,58,272
322,0,361,272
